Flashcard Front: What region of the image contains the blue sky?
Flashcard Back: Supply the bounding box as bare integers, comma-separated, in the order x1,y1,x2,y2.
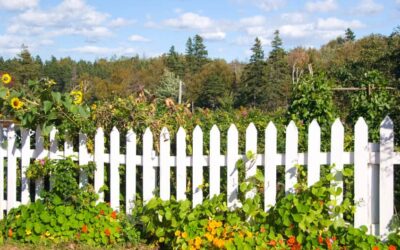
0,0,399,62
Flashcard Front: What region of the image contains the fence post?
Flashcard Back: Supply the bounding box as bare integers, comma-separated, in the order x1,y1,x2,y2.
192,126,203,207
285,121,298,194
308,119,321,187
143,128,155,204
160,127,171,200
245,123,257,199
94,128,105,202
265,122,277,211
331,118,344,205
354,117,370,231
110,127,120,211
379,116,394,237
227,124,239,209
176,127,186,201
20,128,31,204
6,124,17,212
126,129,136,214
209,125,221,198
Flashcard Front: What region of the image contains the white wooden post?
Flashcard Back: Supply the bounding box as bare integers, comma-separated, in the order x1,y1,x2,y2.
176,127,186,201
20,128,31,204
308,120,321,187
264,122,277,211
192,126,203,207
79,132,89,187
110,127,120,211
94,128,105,202
354,117,370,230
49,127,58,189
6,124,17,212
245,123,257,199
285,121,298,194
126,129,136,214
331,118,344,205
379,116,394,237
35,126,45,200
209,125,220,198
160,127,171,200
143,128,155,204
227,124,239,209
0,125,4,219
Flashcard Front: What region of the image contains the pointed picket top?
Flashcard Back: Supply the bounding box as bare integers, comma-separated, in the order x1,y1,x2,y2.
111,126,119,136
49,126,58,156
126,128,135,141
332,118,344,131
209,125,221,198
379,115,394,237
144,127,153,138
160,127,170,142
177,126,186,136
7,123,15,137
355,117,368,130
266,121,277,134
228,124,238,137
308,119,321,187
95,127,104,140
193,125,203,136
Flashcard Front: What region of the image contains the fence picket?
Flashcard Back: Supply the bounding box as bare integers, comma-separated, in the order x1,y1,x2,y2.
20,128,30,204
245,123,257,199
210,125,220,198
285,121,298,194
192,126,203,207
49,127,58,189
176,127,186,201
331,119,344,204
126,129,136,214
160,127,171,200
94,128,105,202
0,125,4,219
110,127,120,211
64,134,73,158
379,116,394,237
79,132,89,187
265,122,277,211
227,124,239,209
354,118,370,230
6,124,17,212
308,120,321,187
35,127,45,200
143,128,155,204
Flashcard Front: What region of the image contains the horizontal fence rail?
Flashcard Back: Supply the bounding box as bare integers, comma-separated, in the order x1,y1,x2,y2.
0,117,396,238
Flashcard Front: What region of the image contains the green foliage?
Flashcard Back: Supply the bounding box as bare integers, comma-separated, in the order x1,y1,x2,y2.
155,69,181,102
1,159,140,247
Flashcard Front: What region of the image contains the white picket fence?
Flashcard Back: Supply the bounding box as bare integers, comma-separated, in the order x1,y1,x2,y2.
0,117,397,238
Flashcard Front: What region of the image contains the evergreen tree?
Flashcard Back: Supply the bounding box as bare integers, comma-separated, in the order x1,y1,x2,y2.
269,30,285,60
236,37,267,107
166,45,184,78
15,46,41,85
345,28,356,42
193,34,208,71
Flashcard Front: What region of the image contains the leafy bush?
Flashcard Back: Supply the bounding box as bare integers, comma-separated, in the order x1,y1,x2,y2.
1,158,140,247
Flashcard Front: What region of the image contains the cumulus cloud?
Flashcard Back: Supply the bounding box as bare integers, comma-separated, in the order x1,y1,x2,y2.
129,35,150,42
280,23,314,38
317,17,364,30
235,0,286,11
280,12,306,23
163,12,213,30
109,18,133,28
353,0,384,15
66,45,136,55
200,31,226,41
0,0,38,10
239,16,266,27
306,0,337,12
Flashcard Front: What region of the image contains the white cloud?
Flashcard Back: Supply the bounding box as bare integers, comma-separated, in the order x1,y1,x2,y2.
66,45,136,55
317,17,364,30
306,0,337,12
200,31,226,41
281,12,306,23
235,0,286,11
129,35,151,42
163,12,213,30
280,23,314,38
109,18,133,28
0,0,38,10
354,0,384,15
239,16,266,27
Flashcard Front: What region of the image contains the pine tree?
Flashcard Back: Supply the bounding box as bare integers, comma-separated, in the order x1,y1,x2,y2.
345,28,356,42
269,30,285,60
166,45,184,78
236,37,267,107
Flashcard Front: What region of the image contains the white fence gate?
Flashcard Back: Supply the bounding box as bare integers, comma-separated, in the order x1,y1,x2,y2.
0,117,397,237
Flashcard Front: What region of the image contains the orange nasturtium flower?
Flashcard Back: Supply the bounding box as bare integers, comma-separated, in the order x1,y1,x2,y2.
8,228,13,237
1,73,12,84
82,224,88,233
10,97,24,110
70,90,83,105
111,210,117,219
389,245,397,250
104,228,111,237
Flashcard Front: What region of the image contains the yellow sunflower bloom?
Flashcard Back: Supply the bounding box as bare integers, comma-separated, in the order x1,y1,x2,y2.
1,73,12,84
70,90,83,105
10,97,24,110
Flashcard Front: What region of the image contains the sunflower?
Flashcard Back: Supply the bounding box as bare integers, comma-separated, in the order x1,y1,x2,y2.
70,90,83,105
10,97,24,110
1,73,12,84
